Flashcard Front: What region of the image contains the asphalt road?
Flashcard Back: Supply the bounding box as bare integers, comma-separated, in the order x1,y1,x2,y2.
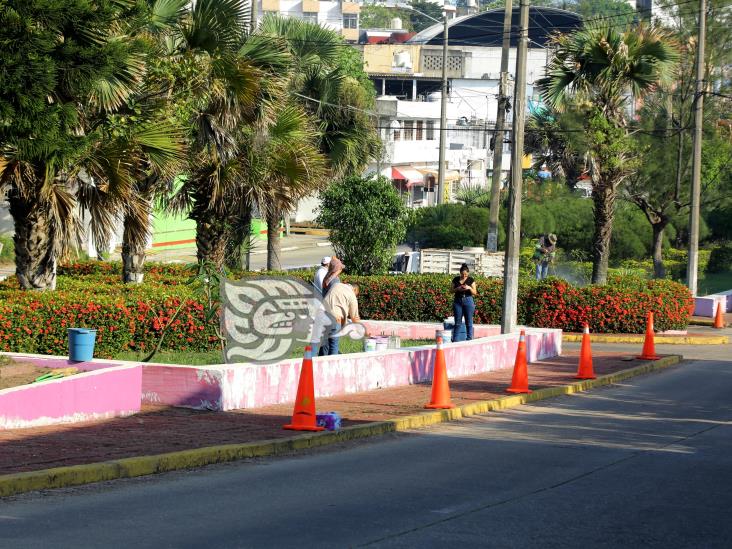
2,343,731,548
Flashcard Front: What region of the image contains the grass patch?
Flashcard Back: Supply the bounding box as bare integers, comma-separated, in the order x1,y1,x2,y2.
115,338,436,365
698,271,732,295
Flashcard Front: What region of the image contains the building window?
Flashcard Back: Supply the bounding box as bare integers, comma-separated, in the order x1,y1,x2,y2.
343,13,358,29
416,120,424,141
302,12,317,23
403,121,414,141
393,128,401,141
426,121,435,140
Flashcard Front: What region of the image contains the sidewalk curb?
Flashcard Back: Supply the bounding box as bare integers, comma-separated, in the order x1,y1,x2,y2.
563,333,728,345
0,355,682,498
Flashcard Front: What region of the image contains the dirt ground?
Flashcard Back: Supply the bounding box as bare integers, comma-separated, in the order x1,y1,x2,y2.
0,361,57,390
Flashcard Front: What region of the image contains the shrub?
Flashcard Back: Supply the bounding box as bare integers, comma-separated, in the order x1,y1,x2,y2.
0,234,14,263
0,264,694,359
406,204,493,249
707,243,732,273
317,175,408,275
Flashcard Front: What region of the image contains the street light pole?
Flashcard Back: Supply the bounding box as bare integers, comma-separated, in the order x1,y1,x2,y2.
500,0,529,335
687,0,706,296
486,0,512,252
437,12,449,204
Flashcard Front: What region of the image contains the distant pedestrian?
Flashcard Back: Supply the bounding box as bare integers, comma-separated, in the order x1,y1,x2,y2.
313,256,331,295
451,263,477,342
320,283,361,355
322,256,343,296
533,233,557,280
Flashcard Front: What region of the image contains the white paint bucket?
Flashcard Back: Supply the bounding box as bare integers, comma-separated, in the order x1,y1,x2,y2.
375,338,388,352
364,338,377,352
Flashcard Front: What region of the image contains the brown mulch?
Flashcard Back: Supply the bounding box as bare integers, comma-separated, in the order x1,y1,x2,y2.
0,351,670,475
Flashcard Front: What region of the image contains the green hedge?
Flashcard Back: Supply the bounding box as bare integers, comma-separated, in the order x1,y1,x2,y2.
0,262,694,358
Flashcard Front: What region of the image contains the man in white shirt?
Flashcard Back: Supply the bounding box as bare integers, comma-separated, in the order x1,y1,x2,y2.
313,256,331,295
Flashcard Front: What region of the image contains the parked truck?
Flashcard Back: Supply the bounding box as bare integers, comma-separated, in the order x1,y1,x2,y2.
391,247,504,277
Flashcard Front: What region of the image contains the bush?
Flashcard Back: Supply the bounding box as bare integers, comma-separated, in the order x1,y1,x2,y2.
317,175,408,275
406,204,494,249
707,243,732,273
0,264,694,359
0,234,14,263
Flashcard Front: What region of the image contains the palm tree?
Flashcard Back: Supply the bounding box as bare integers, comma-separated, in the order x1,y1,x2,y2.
0,0,155,290
257,17,380,269
537,25,679,284
166,1,290,268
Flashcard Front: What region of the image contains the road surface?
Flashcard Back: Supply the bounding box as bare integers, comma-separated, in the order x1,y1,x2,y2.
2,340,731,548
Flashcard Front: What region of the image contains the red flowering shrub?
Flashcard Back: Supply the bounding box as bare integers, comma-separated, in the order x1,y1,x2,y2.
0,264,694,359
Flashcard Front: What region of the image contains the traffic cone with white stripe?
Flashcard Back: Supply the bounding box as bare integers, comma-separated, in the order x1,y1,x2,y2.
284,346,325,431
506,330,532,394
425,336,455,409
575,324,596,379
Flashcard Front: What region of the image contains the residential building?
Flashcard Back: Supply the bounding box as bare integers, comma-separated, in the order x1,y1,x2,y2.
255,0,361,42
363,7,582,206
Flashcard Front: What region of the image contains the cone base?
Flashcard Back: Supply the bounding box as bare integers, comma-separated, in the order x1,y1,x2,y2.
424,402,455,409
575,375,596,380
636,355,661,361
506,388,532,394
283,424,326,431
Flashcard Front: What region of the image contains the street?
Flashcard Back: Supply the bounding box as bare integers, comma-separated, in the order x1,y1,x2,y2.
1,339,730,548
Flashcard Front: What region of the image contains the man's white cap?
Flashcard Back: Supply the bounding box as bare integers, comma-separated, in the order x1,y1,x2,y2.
321,256,332,265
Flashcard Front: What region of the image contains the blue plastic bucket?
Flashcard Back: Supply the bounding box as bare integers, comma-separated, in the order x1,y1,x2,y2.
68,328,97,362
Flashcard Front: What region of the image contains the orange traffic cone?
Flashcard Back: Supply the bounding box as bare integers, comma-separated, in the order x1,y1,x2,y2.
575,324,596,379
425,336,455,409
713,303,726,329
284,346,325,431
506,330,532,394
637,312,660,361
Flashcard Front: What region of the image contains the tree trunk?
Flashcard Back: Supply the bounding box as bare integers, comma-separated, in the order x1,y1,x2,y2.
266,207,281,271
590,183,617,285
121,208,151,284
225,202,253,271
9,194,57,290
195,212,227,268
651,221,668,279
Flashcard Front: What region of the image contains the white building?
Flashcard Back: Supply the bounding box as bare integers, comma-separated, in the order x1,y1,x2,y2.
362,6,583,207
255,0,361,42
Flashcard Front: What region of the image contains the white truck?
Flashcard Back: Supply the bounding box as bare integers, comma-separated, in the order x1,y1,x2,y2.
391,247,504,277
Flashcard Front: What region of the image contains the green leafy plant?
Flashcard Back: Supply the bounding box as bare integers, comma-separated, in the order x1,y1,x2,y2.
318,175,408,275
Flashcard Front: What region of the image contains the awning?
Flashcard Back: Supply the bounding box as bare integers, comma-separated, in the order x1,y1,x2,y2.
416,168,461,182
392,167,425,187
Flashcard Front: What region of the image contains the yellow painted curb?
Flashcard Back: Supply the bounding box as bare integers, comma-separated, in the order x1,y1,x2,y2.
563,334,728,345
0,355,682,498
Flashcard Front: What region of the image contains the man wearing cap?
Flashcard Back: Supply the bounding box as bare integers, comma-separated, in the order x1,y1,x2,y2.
534,233,557,280
313,256,331,295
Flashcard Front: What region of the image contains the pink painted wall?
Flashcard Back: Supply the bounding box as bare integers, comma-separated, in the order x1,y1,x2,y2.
141,328,561,411
0,364,142,429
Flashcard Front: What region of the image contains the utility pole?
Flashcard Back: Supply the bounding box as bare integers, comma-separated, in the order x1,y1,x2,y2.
486,0,513,252
500,0,529,335
687,0,706,296
437,11,449,204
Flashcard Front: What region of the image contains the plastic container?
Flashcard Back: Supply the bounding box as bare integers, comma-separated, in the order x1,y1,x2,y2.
375,337,388,352
68,328,97,362
388,333,401,349
364,338,377,352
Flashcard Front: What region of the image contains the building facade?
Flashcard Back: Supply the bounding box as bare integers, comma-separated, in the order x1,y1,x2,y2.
256,0,361,42
363,7,582,207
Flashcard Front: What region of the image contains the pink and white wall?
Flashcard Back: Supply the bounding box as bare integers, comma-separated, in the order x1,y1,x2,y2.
141,325,561,411
0,355,141,429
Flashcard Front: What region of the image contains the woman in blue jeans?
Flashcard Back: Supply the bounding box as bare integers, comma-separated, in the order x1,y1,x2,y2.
451,263,477,342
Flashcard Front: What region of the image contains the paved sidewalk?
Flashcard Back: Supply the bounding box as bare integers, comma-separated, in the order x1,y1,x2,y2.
0,350,677,475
